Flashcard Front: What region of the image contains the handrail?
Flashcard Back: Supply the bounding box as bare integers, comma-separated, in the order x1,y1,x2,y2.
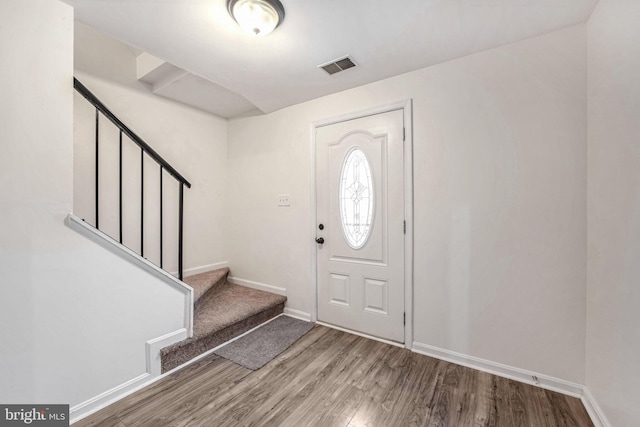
74,77,189,280
73,78,191,189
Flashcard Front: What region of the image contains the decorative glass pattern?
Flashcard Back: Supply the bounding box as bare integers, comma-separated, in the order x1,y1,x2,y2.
339,148,374,249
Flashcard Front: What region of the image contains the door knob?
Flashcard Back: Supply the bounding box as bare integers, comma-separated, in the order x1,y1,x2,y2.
315,237,325,244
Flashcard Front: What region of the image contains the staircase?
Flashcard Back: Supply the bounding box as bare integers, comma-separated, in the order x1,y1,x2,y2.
160,267,287,373
73,78,287,374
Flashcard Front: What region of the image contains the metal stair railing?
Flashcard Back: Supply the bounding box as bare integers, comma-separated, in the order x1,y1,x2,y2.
74,77,191,280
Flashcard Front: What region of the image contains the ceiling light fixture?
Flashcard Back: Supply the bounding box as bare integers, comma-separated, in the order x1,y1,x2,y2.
227,0,285,37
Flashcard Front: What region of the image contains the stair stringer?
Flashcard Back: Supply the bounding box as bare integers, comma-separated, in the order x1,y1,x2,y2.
65,213,199,423
66,213,195,336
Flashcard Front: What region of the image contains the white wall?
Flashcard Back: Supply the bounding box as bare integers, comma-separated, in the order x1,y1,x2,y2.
587,0,640,425
74,23,228,273
0,0,187,407
227,25,587,383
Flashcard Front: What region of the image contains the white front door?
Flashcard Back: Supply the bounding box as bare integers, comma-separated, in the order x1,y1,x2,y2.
316,109,405,343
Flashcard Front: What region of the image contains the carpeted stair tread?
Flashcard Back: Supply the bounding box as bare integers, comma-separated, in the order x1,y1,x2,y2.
183,267,229,305
159,280,287,373
192,282,286,338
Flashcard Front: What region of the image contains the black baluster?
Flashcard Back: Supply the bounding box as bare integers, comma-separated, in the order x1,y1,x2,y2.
160,166,163,269
95,108,99,228
119,130,123,244
179,183,184,280
141,148,144,257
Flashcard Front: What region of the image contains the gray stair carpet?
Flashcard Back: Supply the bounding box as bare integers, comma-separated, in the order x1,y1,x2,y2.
160,268,287,373
186,267,230,312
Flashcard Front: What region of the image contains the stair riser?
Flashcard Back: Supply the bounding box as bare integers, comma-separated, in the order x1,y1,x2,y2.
189,268,229,309
161,303,285,373
194,278,228,314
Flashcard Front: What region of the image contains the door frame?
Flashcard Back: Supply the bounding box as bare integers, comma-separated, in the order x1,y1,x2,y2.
310,99,414,348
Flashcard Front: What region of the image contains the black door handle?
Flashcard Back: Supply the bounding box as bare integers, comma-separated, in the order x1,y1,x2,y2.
315,237,325,244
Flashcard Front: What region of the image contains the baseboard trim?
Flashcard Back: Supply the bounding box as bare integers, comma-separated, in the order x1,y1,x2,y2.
70,315,289,424
411,341,584,398
581,387,610,427
283,307,312,321
70,372,150,424
178,261,229,278
70,327,188,424
146,328,189,376
228,276,287,296
68,324,604,426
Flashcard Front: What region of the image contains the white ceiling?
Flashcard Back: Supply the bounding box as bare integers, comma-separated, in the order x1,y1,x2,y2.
136,52,259,118
63,0,598,117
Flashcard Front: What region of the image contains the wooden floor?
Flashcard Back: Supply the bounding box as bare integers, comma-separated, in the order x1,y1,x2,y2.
75,325,593,427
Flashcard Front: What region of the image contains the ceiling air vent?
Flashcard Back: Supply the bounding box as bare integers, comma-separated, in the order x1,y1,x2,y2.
318,56,356,75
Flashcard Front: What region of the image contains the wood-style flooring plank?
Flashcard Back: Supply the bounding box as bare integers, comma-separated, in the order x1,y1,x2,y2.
247,336,373,426
74,324,594,427
297,382,365,427
208,327,358,426
160,326,347,427
122,357,250,427
544,388,595,427
155,325,337,427
74,415,128,427
348,346,420,426
74,355,240,427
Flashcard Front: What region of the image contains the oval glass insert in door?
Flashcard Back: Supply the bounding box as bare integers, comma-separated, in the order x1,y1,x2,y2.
339,147,374,249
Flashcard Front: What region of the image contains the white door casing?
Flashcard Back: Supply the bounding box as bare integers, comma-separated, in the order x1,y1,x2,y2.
315,108,405,343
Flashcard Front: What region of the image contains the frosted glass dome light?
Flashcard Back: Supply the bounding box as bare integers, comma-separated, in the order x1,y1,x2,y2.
227,0,285,37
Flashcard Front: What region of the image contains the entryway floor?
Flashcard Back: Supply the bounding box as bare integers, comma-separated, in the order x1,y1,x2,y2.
75,325,593,426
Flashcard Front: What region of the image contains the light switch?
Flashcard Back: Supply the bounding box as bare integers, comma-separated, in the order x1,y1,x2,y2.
278,194,291,207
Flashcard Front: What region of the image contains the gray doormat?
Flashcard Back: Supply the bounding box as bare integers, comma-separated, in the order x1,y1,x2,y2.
214,315,314,370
